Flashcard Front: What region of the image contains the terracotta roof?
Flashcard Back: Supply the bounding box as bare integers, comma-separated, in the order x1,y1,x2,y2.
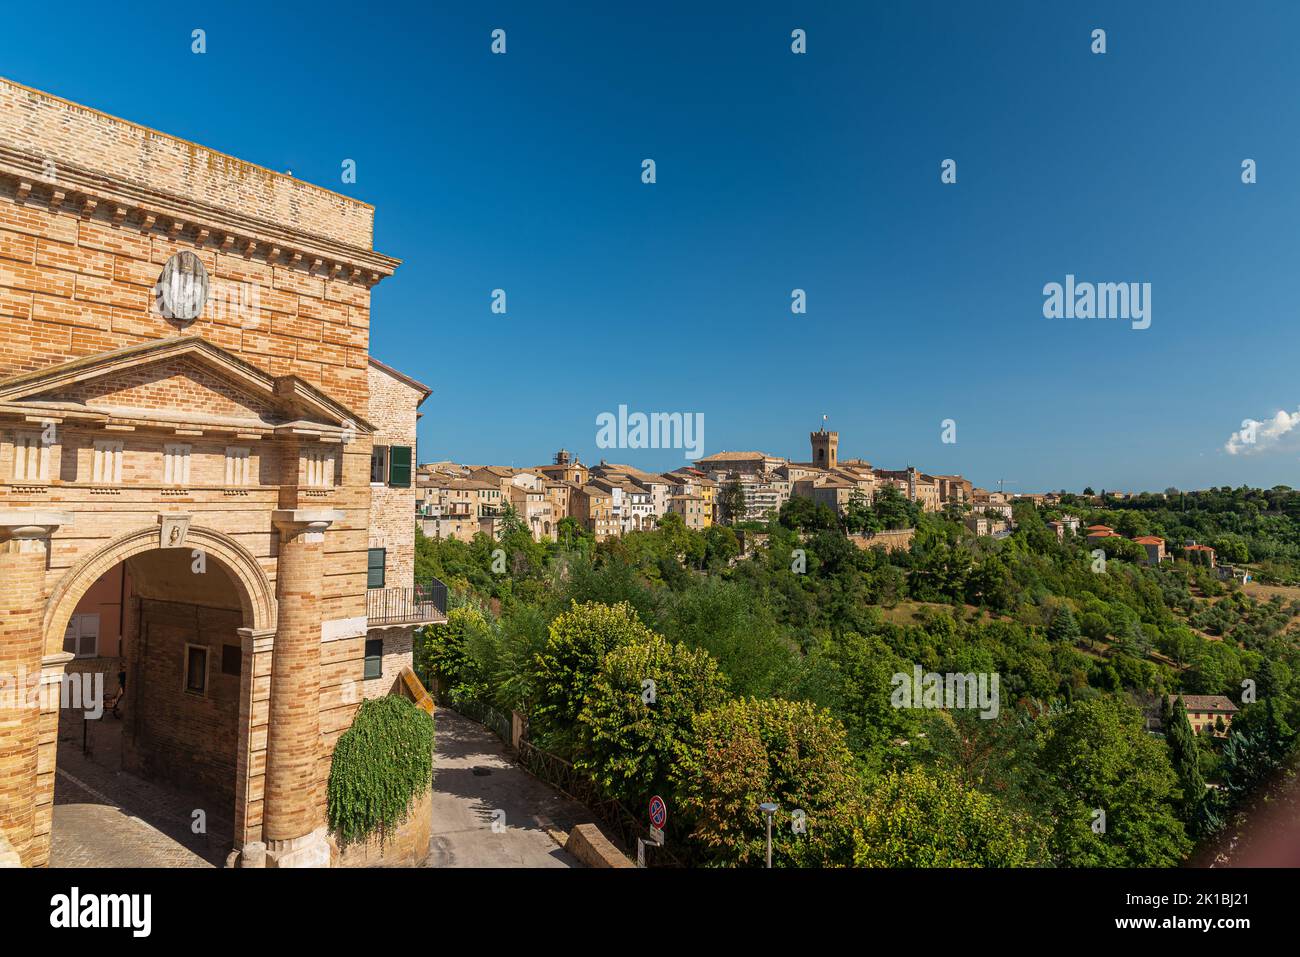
1167,694,1238,714
695,450,775,462
1133,536,1165,545
1185,543,1216,552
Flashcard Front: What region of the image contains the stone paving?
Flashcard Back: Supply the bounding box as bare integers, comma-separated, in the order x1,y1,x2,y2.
49,711,230,868
48,704,590,868
425,707,583,867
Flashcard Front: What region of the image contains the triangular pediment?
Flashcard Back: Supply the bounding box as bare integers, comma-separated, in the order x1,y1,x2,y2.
0,336,372,436
37,354,278,422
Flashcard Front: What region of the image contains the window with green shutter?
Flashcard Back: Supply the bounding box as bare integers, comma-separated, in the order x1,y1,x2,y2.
367,547,386,589
388,445,412,487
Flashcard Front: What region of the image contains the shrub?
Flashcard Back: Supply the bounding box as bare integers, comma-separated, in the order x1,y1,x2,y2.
671,697,864,867
853,767,1048,867
530,600,657,751
416,605,490,704
577,634,730,807
327,695,434,848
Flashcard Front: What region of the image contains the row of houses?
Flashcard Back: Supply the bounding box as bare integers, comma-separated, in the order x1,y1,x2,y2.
418,427,1018,543
1085,524,1220,568
415,449,720,542
690,429,1016,529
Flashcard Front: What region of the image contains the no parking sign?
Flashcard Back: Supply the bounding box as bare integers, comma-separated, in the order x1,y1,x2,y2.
639,796,668,866
649,795,667,831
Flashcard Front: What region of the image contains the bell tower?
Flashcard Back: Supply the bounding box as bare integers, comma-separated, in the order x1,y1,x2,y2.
810,427,838,470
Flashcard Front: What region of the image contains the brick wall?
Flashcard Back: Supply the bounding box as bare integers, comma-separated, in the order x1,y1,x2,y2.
0,76,404,862
366,361,424,587
0,194,375,410
122,599,242,808
0,79,374,249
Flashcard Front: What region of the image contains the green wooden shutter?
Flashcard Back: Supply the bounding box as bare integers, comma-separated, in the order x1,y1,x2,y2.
367,547,386,589
388,445,412,488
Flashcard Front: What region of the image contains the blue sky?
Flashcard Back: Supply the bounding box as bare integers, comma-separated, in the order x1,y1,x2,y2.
4,1,1299,492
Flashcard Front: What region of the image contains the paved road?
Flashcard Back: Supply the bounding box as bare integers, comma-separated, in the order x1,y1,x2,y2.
425,707,583,867
50,717,227,868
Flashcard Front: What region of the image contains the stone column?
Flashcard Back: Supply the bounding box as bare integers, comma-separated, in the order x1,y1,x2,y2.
0,511,71,867
262,509,342,868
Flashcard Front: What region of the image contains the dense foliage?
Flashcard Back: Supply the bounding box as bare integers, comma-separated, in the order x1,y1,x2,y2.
327,695,434,847
414,484,1300,866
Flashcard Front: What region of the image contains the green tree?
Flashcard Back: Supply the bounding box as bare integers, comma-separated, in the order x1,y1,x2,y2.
497,502,528,539
1047,605,1081,644
872,484,920,530
852,767,1048,867
779,495,838,533
556,515,593,547
415,606,491,703
703,525,740,566
1165,696,1206,821
577,634,730,806
1035,698,1191,866
530,601,657,752
718,479,747,526
671,697,864,866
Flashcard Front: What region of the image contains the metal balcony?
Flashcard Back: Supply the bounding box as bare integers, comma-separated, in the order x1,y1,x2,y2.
367,578,448,626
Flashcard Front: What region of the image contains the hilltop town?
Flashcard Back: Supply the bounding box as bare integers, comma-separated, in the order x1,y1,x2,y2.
414,427,1023,544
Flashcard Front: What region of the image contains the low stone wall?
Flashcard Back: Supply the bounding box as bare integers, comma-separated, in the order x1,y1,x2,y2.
849,527,915,553
563,823,634,868
332,786,433,868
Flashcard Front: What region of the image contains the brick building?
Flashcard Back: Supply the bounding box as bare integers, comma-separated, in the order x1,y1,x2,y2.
0,78,441,868
364,358,436,699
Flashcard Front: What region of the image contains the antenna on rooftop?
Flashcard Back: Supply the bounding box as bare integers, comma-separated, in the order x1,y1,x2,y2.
998,478,1017,494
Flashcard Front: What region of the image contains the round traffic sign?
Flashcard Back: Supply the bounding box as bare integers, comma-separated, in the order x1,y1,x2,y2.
649,795,667,829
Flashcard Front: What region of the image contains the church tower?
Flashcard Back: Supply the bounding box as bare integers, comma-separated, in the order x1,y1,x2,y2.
810,428,838,470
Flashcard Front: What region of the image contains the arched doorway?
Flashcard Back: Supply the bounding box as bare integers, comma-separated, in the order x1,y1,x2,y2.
43,527,274,867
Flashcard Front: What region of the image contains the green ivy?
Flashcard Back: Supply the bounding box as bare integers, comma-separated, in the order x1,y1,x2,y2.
327,695,434,848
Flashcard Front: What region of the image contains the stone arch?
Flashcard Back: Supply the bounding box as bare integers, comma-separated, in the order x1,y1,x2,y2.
43,524,275,657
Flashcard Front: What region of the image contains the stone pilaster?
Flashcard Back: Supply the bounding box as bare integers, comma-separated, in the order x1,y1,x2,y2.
31,650,73,867
262,509,342,868
0,511,71,867
233,625,274,851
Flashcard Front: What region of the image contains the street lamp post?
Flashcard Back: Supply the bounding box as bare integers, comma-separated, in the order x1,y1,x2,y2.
759,802,778,869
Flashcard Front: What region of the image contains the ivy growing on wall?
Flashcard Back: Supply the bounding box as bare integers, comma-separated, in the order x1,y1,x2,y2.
327,695,434,848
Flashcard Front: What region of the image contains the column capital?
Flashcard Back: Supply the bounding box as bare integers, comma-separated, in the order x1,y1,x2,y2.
272,509,344,543
0,510,73,549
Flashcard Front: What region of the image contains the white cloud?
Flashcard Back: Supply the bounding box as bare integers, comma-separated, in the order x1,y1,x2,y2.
1224,408,1300,455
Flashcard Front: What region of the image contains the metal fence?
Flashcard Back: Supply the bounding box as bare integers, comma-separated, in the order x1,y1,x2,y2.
367,578,448,625
451,698,512,745
514,739,684,867
444,698,683,867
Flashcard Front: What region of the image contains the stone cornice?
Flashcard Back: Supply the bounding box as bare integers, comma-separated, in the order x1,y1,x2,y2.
0,149,400,288
0,335,376,436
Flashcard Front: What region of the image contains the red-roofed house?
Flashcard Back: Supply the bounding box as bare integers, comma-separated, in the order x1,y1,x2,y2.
1133,536,1166,564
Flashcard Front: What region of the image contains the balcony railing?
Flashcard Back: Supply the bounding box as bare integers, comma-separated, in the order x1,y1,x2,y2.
367,579,448,626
